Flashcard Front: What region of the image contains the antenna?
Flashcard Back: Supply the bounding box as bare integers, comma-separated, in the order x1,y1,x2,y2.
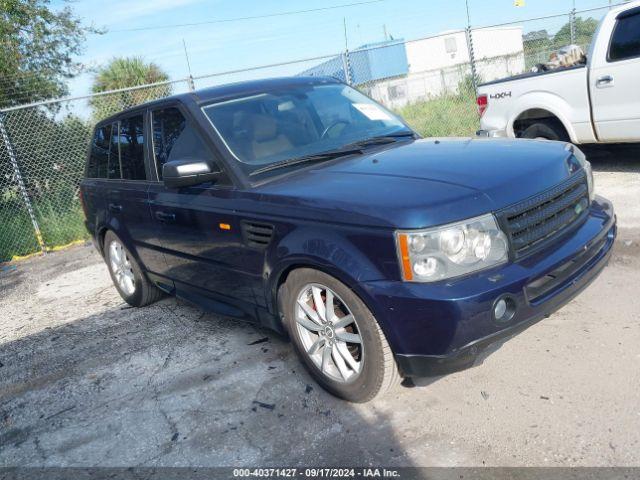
183,38,195,91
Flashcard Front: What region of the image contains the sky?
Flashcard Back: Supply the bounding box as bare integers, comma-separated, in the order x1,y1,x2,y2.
53,0,619,99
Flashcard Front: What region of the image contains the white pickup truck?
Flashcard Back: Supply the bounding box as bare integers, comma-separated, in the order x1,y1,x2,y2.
477,1,640,144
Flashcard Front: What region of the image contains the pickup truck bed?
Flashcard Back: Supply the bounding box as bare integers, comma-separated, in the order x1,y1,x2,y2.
477,1,640,145
479,65,585,88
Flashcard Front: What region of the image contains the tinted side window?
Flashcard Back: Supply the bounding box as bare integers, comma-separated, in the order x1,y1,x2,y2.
151,107,213,179
108,122,121,179
87,124,112,178
118,115,147,180
609,13,640,61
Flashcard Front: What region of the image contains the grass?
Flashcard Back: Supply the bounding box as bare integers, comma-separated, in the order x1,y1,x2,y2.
36,202,88,249
395,92,480,138
0,206,41,262
0,202,88,263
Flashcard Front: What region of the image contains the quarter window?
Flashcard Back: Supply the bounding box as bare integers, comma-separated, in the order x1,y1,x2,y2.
151,107,212,179
609,13,640,61
87,124,112,178
118,115,147,181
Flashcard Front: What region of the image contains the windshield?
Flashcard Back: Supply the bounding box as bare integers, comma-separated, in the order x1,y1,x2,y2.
202,83,412,175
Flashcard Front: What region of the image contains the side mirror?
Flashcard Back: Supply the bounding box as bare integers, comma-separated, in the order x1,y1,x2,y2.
163,159,221,188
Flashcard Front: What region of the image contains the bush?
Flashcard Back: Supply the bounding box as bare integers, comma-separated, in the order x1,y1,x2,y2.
396,91,480,138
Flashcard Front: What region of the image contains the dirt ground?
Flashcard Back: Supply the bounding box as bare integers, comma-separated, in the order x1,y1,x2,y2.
0,145,638,467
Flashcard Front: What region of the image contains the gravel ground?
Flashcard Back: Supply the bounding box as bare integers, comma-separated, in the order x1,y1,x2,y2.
0,146,638,467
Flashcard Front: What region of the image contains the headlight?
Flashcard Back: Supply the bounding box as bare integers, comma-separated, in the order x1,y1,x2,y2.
396,214,509,282
568,145,595,202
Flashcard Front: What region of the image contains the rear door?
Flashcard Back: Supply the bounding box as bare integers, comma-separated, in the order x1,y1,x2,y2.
105,113,165,273
147,105,267,312
590,7,640,141
82,124,112,237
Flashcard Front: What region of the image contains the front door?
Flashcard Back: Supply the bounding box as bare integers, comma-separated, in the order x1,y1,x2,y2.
147,106,267,312
590,8,640,142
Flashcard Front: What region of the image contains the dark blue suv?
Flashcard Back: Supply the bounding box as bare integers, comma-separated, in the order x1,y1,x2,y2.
80,77,616,402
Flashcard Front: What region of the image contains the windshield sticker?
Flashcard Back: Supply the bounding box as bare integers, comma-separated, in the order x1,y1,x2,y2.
353,103,392,121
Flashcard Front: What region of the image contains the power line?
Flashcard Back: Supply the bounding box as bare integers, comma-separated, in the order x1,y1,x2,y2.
106,0,385,33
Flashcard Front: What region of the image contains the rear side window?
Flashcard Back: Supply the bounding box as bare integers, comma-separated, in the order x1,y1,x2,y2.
609,13,640,61
87,124,112,178
151,107,212,179
118,115,147,180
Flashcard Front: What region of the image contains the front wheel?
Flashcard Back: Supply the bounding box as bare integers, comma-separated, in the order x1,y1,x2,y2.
282,268,401,402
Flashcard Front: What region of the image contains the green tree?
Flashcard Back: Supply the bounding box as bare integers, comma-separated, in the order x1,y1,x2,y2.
552,17,599,50
0,0,96,108
89,57,172,120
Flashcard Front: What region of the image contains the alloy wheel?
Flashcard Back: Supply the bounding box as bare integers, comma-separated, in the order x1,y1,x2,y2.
109,240,136,296
295,283,364,383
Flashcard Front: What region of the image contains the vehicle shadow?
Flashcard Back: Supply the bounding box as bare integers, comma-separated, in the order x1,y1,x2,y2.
581,144,640,172
0,286,416,468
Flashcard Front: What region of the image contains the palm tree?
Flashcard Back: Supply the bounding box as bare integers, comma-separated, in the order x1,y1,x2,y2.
90,57,172,120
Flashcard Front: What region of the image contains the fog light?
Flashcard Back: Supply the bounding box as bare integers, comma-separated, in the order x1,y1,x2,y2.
493,296,516,323
494,299,507,319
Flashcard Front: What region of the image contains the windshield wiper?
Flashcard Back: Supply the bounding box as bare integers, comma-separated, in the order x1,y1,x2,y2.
250,147,363,176
341,131,416,150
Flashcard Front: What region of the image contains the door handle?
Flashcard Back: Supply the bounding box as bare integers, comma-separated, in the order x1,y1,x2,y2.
155,211,176,222
108,203,122,213
596,75,614,87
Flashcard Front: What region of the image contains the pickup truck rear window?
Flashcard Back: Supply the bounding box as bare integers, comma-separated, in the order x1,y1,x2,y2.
609,12,640,61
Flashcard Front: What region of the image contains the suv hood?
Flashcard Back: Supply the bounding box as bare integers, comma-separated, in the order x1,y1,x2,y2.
251,138,577,229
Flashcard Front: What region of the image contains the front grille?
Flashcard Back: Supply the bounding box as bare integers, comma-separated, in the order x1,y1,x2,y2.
498,172,589,258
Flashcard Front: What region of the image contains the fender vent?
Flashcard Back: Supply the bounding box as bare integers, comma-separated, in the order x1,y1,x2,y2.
241,221,274,248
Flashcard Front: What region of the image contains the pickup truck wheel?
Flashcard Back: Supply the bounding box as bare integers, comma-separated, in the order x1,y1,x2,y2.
521,121,569,142
104,231,164,307
282,268,401,402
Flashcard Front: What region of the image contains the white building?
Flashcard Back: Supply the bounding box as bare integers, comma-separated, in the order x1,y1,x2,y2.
365,27,525,109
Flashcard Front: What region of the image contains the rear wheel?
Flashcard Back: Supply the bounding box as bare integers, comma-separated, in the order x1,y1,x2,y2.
282,268,400,402
520,121,569,142
104,231,163,307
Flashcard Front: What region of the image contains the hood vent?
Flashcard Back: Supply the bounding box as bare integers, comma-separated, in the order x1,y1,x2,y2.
241,221,274,248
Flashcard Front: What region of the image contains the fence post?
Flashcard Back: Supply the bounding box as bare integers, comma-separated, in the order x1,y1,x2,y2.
342,51,353,85
570,7,576,44
0,112,46,255
465,26,479,97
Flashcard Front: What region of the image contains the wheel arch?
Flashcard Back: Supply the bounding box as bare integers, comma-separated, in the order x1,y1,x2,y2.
268,257,401,356
508,93,576,142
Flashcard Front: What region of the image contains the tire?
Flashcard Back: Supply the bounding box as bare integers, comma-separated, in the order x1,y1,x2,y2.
104,230,164,307
521,121,569,142
281,268,401,402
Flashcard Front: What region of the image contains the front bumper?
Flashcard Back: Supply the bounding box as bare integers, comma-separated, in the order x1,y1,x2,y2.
361,196,616,377
476,128,508,138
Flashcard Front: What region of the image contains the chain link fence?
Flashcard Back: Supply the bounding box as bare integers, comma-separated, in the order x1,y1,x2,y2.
0,2,620,262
